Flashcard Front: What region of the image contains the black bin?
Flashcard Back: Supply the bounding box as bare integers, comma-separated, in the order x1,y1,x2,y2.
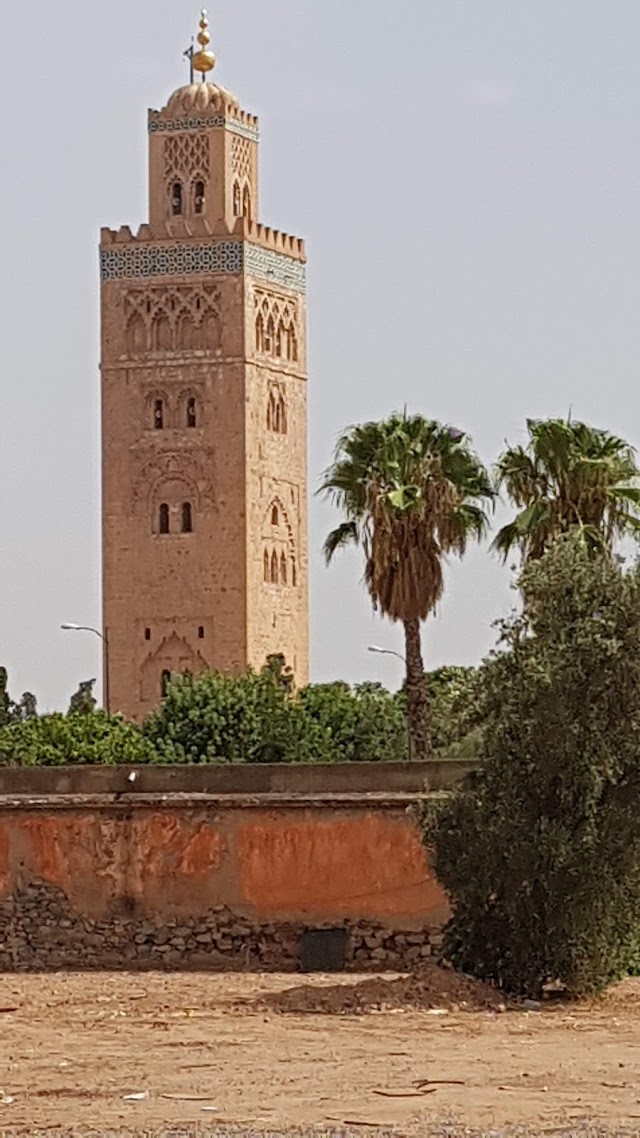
300,927,348,973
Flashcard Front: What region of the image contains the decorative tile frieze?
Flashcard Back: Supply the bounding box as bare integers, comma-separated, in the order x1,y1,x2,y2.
100,241,306,293
245,246,306,293
100,241,243,281
148,113,259,142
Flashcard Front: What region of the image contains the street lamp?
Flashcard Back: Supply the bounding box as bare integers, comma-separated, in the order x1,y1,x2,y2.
367,645,412,762
368,645,406,664
61,624,110,714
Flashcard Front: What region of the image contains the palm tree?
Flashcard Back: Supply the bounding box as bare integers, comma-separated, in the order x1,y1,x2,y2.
320,412,494,761
494,418,640,562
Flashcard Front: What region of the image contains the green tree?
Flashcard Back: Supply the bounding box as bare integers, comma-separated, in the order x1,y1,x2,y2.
0,669,13,728
0,711,155,766
421,535,640,997
144,664,333,764
300,681,408,762
494,417,640,562
68,679,97,716
321,412,494,760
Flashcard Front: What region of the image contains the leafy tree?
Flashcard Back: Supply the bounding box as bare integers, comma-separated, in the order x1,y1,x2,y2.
494,417,640,562
144,664,333,764
300,681,409,762
0,669,13,728
321,412,494,760
0,711,155,766
421,535,640,997
427,666,484,757
16,692,37,721
68,679,97,716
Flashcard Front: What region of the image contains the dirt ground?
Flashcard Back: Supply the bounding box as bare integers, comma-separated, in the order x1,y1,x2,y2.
0,968,639,1135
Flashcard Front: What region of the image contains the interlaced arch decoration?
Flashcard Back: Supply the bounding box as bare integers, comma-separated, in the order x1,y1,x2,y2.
124,284,222,354
231,135,252,181
254,290,299,364
164,134,211,181
261,496,297,588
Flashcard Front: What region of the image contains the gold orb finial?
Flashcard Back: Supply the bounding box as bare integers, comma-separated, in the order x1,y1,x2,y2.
192,9,216,76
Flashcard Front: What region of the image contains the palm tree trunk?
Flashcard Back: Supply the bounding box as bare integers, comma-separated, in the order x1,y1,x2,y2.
403,618,432,762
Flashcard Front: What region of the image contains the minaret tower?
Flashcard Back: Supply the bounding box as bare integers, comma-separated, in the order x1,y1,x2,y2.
100,12,309,720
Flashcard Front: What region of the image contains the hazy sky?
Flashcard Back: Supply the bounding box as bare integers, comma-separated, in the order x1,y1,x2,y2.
2,0,640,710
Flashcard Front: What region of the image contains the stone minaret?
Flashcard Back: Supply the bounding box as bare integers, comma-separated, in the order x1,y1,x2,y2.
100,11,309,720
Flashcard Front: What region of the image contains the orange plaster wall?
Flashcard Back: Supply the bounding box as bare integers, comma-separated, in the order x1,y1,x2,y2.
236,811,448,926
0,804,448,929
4,812,226,918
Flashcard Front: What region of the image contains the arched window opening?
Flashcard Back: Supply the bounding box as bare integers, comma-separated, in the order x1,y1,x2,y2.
280,553,287,585
182,502,193,534
159,503,170,535
171,181,183,216
187,397,197,428
279,396,287,434
198,626,205,640
153,399,164,430
275,321,284,358
144,627,151,642
270,550,279,584
194,180,205,215
266,391,274,430
161,670,171,696
271,505,279,527
263,550,270,582
288,327,298,363
233,181,241,217
292,562,297,588
242,185,252,220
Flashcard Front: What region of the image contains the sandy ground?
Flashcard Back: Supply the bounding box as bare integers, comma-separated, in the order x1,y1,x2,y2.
0,969,639,1135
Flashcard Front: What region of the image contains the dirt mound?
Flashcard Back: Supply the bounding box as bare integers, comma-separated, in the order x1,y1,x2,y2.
236,962,505,1015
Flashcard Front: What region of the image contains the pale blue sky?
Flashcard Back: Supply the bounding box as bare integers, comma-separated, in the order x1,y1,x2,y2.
1,0,639,709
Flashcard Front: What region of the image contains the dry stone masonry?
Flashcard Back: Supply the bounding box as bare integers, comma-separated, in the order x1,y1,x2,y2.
0,882,435,973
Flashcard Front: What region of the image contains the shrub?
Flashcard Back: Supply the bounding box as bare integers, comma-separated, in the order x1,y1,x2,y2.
143,665,334,764
420,535,640,997
0,711,155,766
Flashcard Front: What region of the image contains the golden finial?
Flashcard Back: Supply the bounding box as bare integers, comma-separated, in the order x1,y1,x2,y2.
192,9,216,79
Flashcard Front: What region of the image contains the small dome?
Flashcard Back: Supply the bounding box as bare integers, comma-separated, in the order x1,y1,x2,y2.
166,82,239,116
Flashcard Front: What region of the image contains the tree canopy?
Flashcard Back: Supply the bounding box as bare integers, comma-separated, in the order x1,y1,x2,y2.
494,417,640,562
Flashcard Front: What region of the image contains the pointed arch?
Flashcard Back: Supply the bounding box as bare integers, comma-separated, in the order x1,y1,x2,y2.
126,313,146,356
153,315,172,352
158,503,170,535
265,316,275,355
256,311,265,354
288,326,298,363
280,552,287,585
263,550,270,583
275,320,285,358
233,180,241,217
242,184,252,220
270,550,279,584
